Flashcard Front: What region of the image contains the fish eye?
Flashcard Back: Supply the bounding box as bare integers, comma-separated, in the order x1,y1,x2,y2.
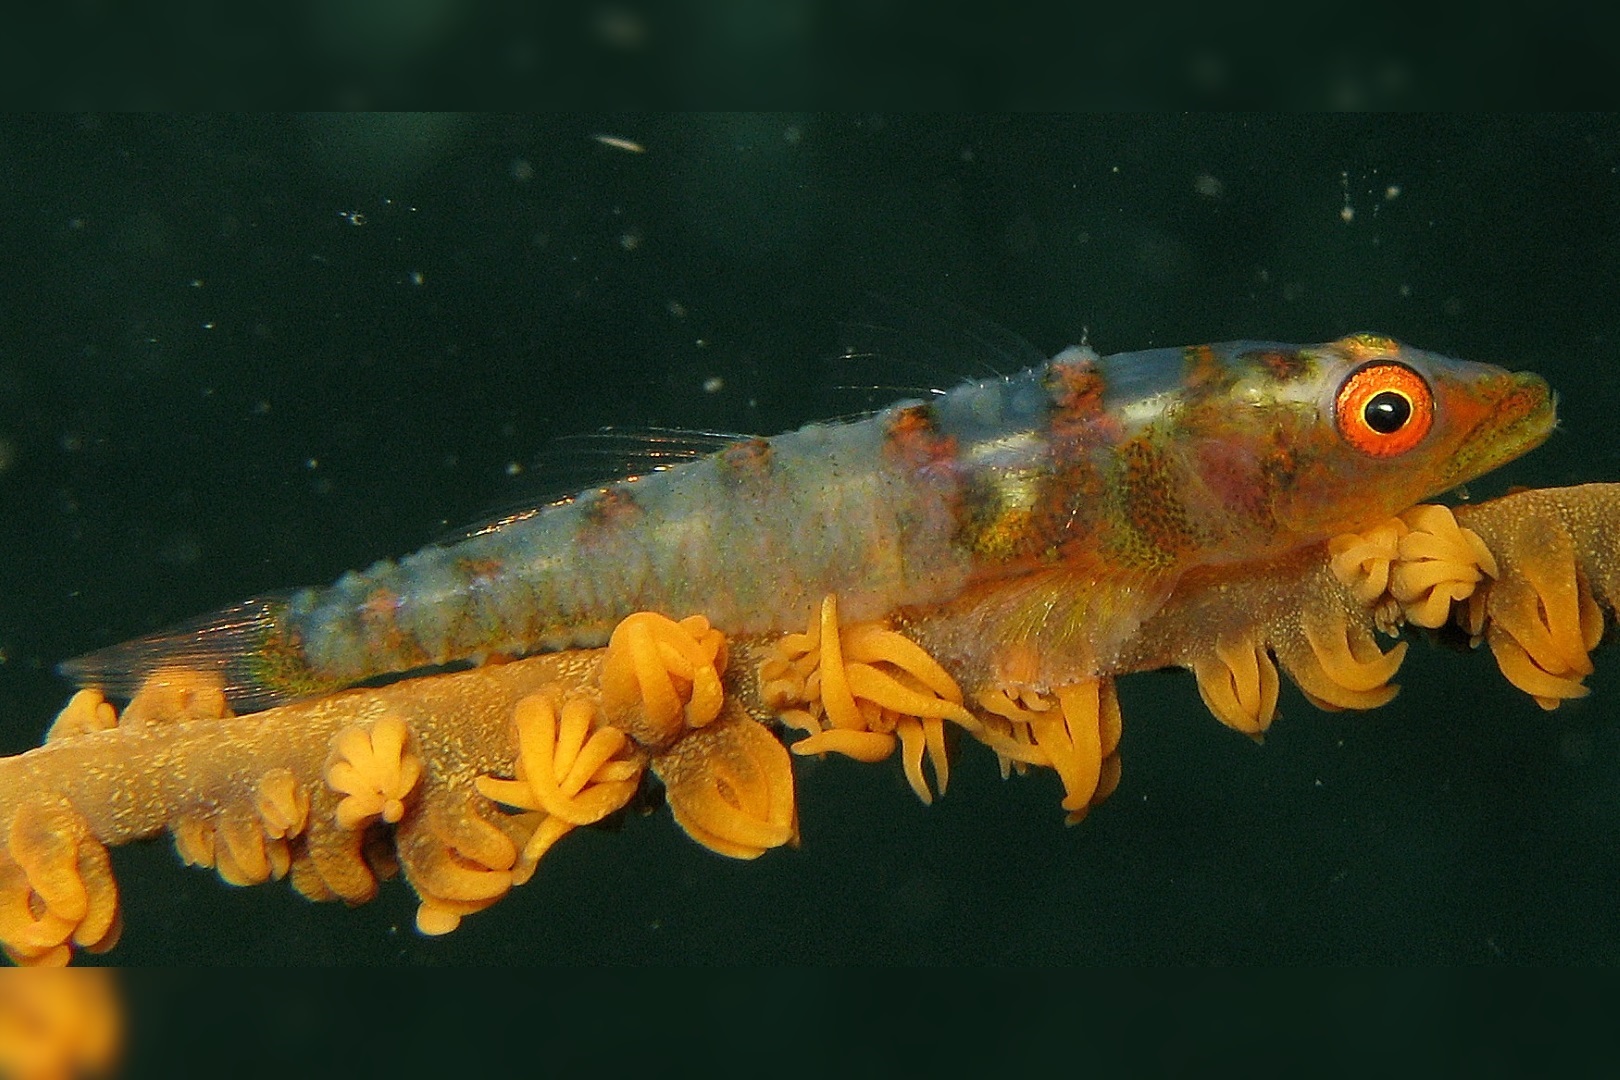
1334,362,1434,457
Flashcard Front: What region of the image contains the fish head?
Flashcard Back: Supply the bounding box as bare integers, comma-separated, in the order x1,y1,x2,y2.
1257,332,1555,540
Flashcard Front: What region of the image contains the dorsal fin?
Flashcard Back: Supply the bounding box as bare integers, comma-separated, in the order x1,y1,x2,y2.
438,427,754,544
823,296,1050,415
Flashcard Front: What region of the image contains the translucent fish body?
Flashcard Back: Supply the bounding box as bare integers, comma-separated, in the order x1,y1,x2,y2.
62,333,1552,707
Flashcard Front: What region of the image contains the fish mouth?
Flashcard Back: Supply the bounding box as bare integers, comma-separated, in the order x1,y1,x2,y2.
1444,369,1556,489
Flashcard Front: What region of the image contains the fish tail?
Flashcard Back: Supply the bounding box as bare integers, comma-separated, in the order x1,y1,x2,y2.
57,595,344,712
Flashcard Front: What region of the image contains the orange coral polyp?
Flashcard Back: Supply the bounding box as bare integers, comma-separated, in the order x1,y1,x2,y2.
255,768,310,842
792,727,895,762
0,968,124,1076
43,690,118,744
326,712,423,831
403,796,519,936
473,691,643,882
1192,631,1280,737
1301,617,1405,694
0,804,120,967
1053,680,1119,818
1468,512,1605,708
841,623,969,712
1286,609,1406,712
1389,505,1497,628
474,607,789,871
814,595,862,731
841,664,972,724
655,716,796,859
1329,519,1407,606
478,693,641,827
971,679,1121,821
973,688,1062,769
769,594,978,805
599,612,727,742
118,667,232,728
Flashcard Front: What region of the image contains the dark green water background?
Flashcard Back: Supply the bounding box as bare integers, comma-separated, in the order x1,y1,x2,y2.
2,114,1618,965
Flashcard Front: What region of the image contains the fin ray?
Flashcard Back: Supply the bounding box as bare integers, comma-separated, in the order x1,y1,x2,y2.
826,295,1049,415
58,596,323,712
440,426,756,544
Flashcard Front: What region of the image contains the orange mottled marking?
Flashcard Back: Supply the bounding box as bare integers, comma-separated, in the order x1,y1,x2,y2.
582,485,642,531
358,587,418,660
1183,344,1229,391
884,404,958,472
1047,358,1106,414
1255,348,1310,382
718,437,774,481
458,557,505,585
1046,357,1118,446
360,588,401,629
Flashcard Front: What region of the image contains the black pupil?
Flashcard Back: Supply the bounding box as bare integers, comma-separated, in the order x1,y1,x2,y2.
1364,391,1411,434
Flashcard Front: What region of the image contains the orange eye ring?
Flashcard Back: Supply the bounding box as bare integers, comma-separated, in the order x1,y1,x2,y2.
1334,362,1434,457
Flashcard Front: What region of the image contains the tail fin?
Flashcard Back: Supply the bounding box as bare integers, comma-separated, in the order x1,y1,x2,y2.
58,596,341,713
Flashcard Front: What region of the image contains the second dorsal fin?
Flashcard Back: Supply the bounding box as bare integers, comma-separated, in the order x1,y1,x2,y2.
440,427,755,544
824,296,1051,415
